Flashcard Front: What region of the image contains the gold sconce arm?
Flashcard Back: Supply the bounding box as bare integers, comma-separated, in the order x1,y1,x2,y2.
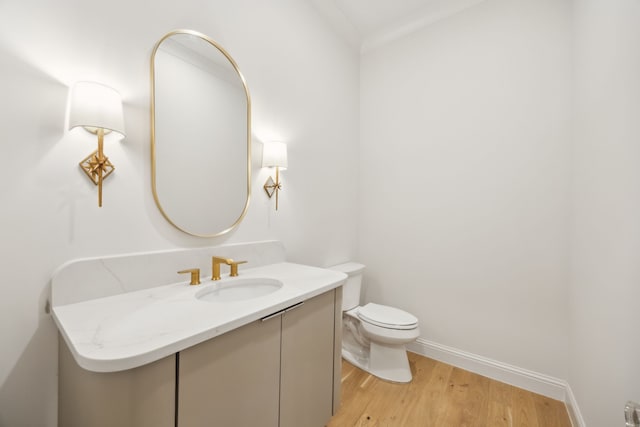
79,128,115,207
263,166,283,210
261,141,287,211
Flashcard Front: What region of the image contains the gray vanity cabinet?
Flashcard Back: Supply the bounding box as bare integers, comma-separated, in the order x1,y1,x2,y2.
58,287,342,427
178,288,341,427
177,310,281,427
58,338,175,427
280,289,336,427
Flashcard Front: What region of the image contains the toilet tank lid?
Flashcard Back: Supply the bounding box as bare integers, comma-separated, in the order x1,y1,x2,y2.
329,262,365,276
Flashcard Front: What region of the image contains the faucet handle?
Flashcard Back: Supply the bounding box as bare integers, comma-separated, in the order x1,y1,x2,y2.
178,268,201,286
229,260,248,277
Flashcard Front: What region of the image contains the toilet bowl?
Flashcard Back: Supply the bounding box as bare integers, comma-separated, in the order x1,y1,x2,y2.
331,263,420,383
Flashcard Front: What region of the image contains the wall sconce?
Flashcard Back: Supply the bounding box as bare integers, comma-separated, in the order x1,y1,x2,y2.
262,142,287,211
68,81,125,207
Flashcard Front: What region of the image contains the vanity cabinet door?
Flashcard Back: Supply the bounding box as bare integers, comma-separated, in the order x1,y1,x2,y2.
280,290,337,427
177,315,281,427
58,335,175,427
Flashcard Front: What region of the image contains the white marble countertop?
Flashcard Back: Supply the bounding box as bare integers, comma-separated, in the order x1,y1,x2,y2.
52,262,346,373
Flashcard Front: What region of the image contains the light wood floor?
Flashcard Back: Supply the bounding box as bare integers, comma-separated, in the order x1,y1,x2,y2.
327,352,572,427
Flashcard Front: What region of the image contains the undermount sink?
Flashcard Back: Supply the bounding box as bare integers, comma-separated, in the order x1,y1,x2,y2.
195,278,284,302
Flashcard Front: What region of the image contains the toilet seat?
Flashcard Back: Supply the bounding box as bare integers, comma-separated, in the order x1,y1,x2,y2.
358,303,418,330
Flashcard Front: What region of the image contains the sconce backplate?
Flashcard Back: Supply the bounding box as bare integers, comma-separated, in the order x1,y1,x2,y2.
79,150,115,185
263,176,276,198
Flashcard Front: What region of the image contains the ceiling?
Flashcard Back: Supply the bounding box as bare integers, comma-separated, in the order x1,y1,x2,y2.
308,0,487,52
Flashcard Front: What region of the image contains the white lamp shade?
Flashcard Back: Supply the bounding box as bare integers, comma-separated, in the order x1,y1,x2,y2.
262,141,288,169
68,81,126,137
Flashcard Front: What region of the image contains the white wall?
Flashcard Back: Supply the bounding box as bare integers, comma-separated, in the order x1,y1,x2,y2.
359,0,572,378
5,0,638,425
569,0,640,425
0,0,359,424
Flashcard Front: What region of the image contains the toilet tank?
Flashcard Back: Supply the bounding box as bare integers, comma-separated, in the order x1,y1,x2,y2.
329,262,365,311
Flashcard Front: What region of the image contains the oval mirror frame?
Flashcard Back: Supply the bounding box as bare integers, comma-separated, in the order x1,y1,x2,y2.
150,29,251,237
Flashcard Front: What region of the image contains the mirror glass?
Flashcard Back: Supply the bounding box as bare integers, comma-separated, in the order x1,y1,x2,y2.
151,30,251,237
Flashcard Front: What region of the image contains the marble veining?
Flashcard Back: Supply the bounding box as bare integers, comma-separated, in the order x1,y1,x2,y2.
51,242,346,373
51,240,287,306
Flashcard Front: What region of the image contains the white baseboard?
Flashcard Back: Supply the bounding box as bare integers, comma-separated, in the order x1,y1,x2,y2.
564,382,587,427
406,338,585,427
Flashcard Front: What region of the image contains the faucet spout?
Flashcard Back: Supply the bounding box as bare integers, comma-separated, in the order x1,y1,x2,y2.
211,256,248,280
211,257,233,281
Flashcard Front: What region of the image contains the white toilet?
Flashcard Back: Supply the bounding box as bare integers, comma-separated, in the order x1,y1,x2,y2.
331,262,420,383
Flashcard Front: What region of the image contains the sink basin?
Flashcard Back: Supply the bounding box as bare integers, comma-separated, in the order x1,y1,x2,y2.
195,278,284,302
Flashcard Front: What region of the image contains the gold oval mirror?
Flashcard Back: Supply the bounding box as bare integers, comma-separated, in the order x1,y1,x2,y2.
151,29,251,237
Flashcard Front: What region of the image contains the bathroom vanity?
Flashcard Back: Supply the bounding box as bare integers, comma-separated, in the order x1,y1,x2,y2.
51,242,346,427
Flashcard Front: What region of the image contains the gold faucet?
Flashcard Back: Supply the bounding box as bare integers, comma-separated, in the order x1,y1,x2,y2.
230,260,248,277
211,256,248,280
178,268,201,285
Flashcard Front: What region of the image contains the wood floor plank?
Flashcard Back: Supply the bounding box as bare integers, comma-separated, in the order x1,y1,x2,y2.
397,357,453,426
356,372,412,425
436,367,482,427
333,368,377,426
532,392,573,427
328,352,572,427
434,367,469,426
512,387,539,427
487,400,514,427
487,380,515,426
460,367,491,427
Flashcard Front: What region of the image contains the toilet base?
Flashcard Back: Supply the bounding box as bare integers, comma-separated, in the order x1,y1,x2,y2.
342,342,413,383
369,342,412,383
342,348,367,373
